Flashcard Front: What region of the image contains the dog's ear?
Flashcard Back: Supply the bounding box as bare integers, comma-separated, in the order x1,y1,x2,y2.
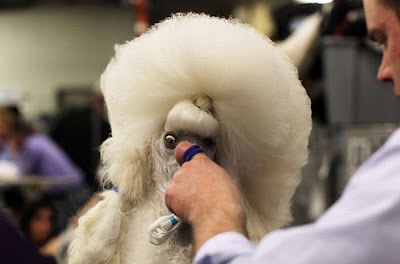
98,137,152,203
69,191,128,264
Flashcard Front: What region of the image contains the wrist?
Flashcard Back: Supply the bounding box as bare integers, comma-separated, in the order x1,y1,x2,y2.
191,205,247,253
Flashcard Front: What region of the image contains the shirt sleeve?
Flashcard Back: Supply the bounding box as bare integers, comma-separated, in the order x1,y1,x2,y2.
194,232,255,264
193,129,400,264
26,134,83,190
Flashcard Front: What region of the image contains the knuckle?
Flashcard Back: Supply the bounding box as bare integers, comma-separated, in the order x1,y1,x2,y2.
173,169,185,182
180,162,191,170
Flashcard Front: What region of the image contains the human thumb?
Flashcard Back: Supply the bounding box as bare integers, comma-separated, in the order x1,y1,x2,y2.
174,142,205,166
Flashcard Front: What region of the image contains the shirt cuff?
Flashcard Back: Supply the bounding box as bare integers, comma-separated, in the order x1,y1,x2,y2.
193,232,255,264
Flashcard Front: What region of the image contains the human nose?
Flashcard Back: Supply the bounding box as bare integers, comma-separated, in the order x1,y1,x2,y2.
377,53,393,83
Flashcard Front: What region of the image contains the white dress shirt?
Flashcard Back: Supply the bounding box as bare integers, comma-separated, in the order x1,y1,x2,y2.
194,128,400,264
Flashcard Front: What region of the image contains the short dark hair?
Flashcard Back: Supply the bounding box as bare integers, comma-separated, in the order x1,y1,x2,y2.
20,197,57,246
380,0,400,20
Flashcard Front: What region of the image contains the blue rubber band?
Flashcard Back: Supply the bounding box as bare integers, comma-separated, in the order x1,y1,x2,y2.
182,144,204,163
112,186,119,192
170,216,178,226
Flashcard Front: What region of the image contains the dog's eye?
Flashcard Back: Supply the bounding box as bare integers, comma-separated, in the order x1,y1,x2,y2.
164,134,177,149
203,138,215,148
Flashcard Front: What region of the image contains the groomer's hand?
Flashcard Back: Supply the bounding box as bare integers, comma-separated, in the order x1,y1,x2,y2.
165,142,247,253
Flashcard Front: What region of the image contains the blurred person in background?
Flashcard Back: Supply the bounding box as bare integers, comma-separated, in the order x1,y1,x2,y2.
0,88,85,234
0,87,24,119
0,208,57,264
20,197,58,264
0,107,14,148
0,109,83,193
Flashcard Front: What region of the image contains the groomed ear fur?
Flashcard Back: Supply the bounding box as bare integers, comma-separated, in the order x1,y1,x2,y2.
164,97,219,138
99,137,152,203
68,191,131,264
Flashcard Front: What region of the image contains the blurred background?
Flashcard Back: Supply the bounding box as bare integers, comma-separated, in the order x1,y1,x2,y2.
0,0,399,263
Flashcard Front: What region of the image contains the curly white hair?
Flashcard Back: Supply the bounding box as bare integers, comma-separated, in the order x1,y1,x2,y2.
68,13,311,264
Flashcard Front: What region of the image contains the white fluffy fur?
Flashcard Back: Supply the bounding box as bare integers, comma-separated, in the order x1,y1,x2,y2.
165,99,219,138
69,13,312,264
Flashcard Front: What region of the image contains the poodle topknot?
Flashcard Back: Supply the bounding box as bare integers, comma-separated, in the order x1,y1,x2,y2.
69,13,312,264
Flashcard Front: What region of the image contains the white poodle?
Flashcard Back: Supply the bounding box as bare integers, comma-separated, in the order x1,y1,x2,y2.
69,13,311,264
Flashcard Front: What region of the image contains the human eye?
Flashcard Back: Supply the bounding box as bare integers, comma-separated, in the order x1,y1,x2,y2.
377,38,387,49
368,30,387,50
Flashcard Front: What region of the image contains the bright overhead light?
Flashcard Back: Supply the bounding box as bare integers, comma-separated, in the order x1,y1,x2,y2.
296,0,333,3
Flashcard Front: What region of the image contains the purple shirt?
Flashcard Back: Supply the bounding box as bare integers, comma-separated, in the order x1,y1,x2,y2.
194,129,400,264
1,133,83,192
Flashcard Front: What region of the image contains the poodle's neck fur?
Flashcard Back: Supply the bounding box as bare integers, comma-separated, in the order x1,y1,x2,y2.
120,185,193,263
119,136,193,263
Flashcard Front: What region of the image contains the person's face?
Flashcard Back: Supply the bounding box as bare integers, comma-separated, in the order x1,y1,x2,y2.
364,0,400,96
29,207,54,246
0,120,11,147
